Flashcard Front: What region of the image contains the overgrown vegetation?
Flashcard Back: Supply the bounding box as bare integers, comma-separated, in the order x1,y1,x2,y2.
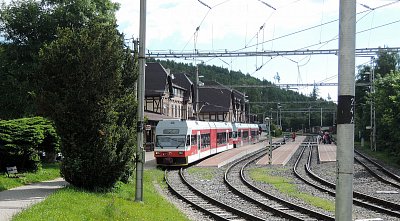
0,117,60,172
355,49,400,164
0,163,60,191
12,169,190,221
249,167,335,212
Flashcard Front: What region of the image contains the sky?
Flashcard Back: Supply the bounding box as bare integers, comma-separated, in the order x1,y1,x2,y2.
114,0,400,101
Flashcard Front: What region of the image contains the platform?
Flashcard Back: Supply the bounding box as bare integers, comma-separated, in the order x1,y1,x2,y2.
197,138,282,167
256,136,306,166
318,144,336,163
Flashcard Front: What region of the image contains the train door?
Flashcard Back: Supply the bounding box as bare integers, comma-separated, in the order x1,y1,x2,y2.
197,131,201,160
226,129,230,149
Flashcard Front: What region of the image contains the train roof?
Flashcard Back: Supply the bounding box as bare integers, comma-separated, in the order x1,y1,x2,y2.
156,119,258,130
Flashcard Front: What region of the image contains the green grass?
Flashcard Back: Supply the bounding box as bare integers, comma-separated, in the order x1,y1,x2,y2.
249,167,335,212
12,169,190,221
0,163,61,191
186,166,216,180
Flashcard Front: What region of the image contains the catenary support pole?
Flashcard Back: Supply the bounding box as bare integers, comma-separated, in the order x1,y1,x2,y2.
336,0,355,220
135,0,146,202
268,109,272,164
196,65,199,120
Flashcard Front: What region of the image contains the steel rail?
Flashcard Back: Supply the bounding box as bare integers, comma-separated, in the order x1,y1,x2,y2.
305,144,400,217
165,168,265,221
224,140,334,221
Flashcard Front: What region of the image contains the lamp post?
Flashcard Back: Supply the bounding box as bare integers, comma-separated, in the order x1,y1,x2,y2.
266,108,273,164
277,103,282,129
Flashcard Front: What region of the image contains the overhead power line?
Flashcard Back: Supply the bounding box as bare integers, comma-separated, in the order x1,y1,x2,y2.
146,47,400,58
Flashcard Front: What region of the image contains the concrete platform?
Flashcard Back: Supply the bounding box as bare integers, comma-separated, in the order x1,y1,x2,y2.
256,136,306,166
318,144,336,162
197,138,282,168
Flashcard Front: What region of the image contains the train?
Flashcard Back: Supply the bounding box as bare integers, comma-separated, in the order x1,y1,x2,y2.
154,119,260,166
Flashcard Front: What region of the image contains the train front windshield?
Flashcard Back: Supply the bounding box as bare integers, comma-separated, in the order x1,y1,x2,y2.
156,135,186,149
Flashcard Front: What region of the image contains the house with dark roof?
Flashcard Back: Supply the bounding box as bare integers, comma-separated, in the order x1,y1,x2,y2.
144,62,194,119
197,81,248,123
143,62,194,150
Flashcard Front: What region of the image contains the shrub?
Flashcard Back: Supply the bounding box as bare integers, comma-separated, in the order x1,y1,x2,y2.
0,117,60,172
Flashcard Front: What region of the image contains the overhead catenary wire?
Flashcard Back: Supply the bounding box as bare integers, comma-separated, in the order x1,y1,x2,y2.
231,0,400,53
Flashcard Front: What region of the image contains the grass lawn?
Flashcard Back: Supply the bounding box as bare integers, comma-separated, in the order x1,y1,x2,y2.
0,163,61,191
12,169,190,221
249,167,335,212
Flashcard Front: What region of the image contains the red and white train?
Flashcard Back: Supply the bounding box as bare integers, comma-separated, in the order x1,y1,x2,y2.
154,119,260,166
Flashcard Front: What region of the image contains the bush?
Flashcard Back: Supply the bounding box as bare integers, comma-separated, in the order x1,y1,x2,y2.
0,117,60,172
38,21,137,190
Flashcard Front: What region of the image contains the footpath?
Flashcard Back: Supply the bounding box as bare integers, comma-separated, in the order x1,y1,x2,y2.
0,152,156,221
0,178,67,221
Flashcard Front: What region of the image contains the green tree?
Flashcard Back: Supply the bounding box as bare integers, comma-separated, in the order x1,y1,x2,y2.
374,49,400,78
0,0,120,119
373,71,400,163
38,20,137,190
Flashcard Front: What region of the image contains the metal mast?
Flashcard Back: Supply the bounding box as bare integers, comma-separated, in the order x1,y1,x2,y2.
135,0,146,202
336,0,355,220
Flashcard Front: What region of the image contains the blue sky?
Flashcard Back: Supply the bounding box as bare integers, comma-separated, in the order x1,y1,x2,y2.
114,0,400,101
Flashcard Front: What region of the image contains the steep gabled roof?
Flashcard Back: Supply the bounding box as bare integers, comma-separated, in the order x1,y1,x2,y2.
199,86,231,112
173,73,193,101
145,62,168,97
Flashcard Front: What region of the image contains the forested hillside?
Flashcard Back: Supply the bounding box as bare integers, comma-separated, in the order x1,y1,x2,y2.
151,58,336,131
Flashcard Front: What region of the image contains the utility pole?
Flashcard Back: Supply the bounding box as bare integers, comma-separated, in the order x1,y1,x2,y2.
279,106,282,129
320,107,323,127
308,106,311,132
195,65,199,120
268,109,272,164
370,59,376,151
135,0,146,202
336,1,355,220
133,38,138,100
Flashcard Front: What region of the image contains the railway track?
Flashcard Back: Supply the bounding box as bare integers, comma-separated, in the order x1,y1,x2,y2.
224,141,335,221
301,142,400,218
165,168,264,221
354,149,400,189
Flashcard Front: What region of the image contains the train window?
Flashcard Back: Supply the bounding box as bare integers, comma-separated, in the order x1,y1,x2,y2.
191,135,197,145
243,131,249,139
201,133,210,148
229,132,232,138
232,131,237,138
156,135,186,149
217,132,227,145
238,131,241,138
186,136,190,146
251,130,257,137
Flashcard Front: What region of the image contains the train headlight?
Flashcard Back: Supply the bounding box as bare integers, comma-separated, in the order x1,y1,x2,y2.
155,151,160,155
178,151,184,155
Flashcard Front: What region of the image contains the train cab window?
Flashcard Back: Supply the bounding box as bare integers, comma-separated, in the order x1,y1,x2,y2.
156,135,186,149
251,130,257,137
238,131,241,138
229,132,233,138
243,131,249,139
